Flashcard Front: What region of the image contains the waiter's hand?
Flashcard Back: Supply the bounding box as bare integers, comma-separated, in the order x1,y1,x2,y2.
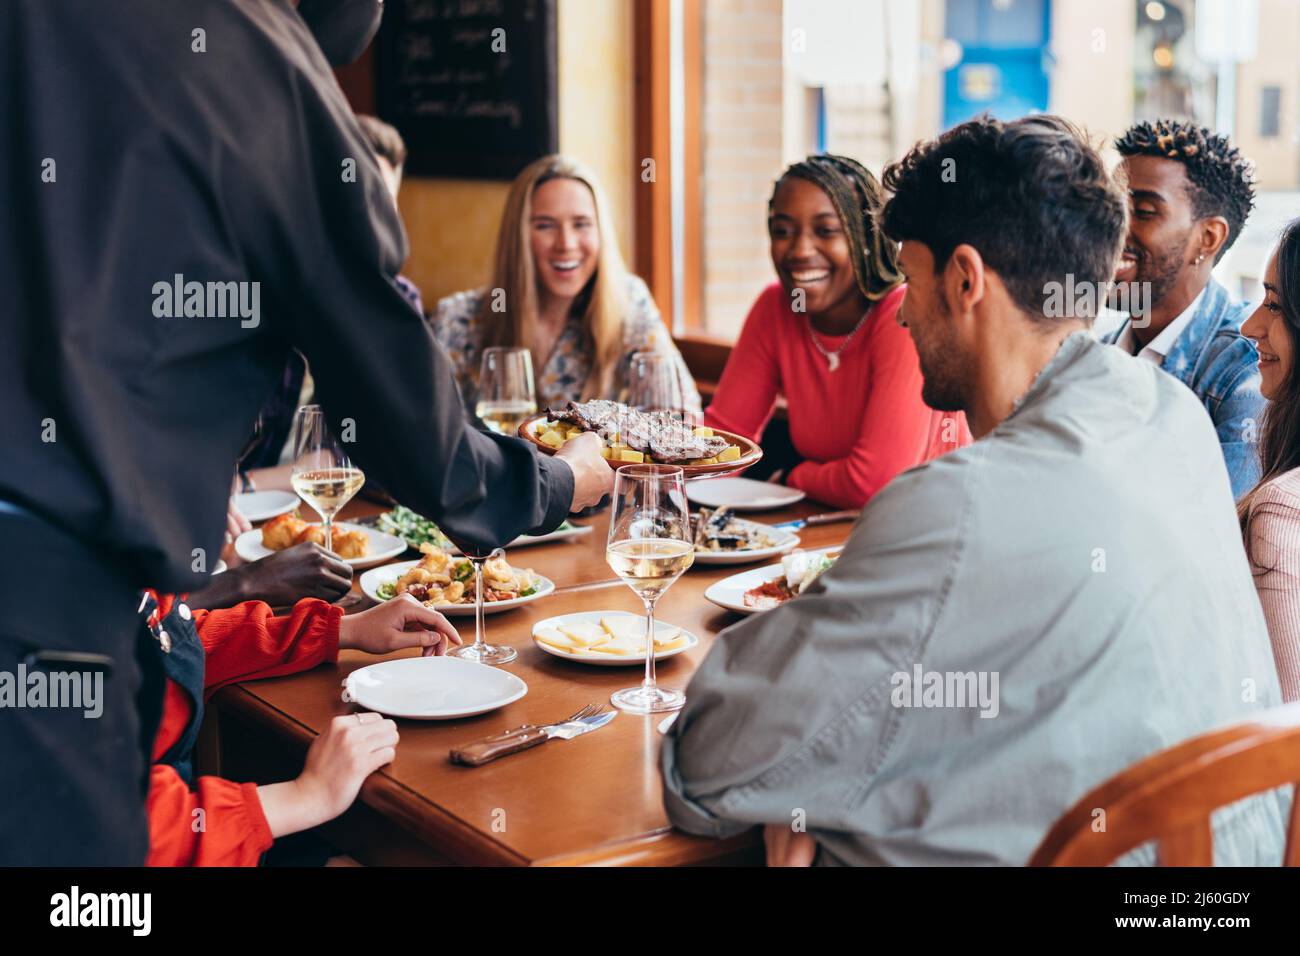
188,542,353,610
339,593,462,656
764,823,817,867
555,432,614,511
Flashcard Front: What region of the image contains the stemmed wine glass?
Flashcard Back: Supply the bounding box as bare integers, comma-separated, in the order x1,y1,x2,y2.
605,464,693,713
627,350,693,423
475,347,536,436
447,543,517,665
289,405,365,555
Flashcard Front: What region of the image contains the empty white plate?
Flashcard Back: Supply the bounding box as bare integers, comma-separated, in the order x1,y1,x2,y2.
687,477,806,512
232,489,300,523
358,559,554,615
343,656,527,720
233,522,406,570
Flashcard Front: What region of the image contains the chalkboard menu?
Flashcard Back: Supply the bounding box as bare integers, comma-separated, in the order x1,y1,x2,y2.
375,0,558,180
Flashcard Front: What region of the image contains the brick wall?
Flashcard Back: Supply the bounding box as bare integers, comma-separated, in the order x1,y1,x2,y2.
701,0,787,338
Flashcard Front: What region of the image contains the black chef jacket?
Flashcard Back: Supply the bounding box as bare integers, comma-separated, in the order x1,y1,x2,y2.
0,0,573,592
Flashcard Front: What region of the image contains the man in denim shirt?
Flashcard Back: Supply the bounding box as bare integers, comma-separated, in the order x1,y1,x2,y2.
1105,120,1263,498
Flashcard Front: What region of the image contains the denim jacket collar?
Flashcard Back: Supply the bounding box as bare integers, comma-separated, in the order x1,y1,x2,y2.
1155,278,1235,386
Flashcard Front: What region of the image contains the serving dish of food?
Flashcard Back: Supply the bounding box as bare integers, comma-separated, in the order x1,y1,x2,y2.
358,545,554,615
531,611,698,666
233,512,405,569
703,547,841,615
518,400,762,478
690,507,800,565
372,505,593,552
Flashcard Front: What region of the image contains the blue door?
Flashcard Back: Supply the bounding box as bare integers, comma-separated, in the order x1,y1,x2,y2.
943,0,1051,129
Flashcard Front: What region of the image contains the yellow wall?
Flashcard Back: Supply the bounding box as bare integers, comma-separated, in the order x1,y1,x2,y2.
397,0,635,312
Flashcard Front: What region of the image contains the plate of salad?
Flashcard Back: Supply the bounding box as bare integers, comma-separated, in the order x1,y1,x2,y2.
358,547,554,616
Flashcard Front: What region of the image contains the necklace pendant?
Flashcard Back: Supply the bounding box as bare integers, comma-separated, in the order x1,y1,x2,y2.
827,353,840,372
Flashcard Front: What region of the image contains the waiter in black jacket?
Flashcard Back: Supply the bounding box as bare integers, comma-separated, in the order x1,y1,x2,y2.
0,0,613,864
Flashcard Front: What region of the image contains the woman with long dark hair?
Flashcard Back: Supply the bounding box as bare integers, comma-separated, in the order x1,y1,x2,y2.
704,155,969,509
1238,216,1300,701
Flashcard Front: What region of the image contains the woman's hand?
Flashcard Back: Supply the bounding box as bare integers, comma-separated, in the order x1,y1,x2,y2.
258,712,400,836
225,496,252,543
764,823,817,867
338,593,462,656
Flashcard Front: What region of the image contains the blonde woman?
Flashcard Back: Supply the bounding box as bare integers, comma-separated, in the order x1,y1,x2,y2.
432,155,700,414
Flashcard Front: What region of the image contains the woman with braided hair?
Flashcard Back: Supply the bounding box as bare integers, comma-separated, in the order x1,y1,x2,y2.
704,155,970,508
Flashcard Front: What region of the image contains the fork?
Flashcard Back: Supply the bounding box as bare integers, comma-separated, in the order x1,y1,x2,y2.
449,703,610,766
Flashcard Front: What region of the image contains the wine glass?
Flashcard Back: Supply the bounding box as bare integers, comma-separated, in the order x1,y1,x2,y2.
289,405,365,555
446,543,517,665
605,464,693,713
475,347,536,436
627,351,692,422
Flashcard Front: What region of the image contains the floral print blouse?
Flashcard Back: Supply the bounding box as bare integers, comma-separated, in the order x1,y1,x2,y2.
430,274,702,416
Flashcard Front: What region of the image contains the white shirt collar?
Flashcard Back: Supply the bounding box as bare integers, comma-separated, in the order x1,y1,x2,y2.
1117,288,1205,364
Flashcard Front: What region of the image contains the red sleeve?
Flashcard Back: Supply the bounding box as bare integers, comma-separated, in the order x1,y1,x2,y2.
703,285,784,442
786,292,935,508
190,598,342,695
145,764,274,867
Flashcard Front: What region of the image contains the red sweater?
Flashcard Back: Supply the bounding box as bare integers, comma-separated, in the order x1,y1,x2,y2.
705,283,970,508
144,595,341,867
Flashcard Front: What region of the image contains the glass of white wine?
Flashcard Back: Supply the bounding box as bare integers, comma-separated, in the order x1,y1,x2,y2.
289,404,365,556
606,464,694,714
475,347,536,436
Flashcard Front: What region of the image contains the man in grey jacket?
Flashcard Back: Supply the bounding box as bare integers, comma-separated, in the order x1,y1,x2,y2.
661,115,1288,866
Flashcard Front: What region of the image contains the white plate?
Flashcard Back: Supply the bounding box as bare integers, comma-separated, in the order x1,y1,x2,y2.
343,656,527,720
531,611,699,666
447,522,594,553
233,523,407,570
692,519,800,565
232,490,300,523
358,559,555,615
508,523,595,549
687,477,806,512
703,546,842,615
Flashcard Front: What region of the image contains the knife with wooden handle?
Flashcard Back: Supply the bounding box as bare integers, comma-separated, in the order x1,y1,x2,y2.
450,725,550,766
773,510,860,531
449,711,616,767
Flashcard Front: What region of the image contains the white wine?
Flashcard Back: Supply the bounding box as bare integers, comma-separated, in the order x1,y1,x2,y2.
606,538,695,600
291,467,365,518
476,399,537,436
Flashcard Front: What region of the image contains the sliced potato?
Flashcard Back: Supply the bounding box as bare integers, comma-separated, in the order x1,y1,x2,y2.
692,426,714,438
538,429,564,449
617,449,645,463
717,445,741,463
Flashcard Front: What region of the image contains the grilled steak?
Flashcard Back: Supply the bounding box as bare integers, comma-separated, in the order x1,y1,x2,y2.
546,400,731,462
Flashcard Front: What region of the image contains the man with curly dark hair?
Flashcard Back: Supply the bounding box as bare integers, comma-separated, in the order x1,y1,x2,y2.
1105,119,1265,497
663,115,1288,867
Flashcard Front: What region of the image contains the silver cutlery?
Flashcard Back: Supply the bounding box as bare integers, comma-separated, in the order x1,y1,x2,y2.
773,510,861,531
449,703,616,766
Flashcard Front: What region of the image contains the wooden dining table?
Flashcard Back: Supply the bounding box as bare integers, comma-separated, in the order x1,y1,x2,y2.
205,492,855,866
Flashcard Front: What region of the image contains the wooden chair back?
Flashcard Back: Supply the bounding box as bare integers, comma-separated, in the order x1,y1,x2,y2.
1030,703,1300,866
